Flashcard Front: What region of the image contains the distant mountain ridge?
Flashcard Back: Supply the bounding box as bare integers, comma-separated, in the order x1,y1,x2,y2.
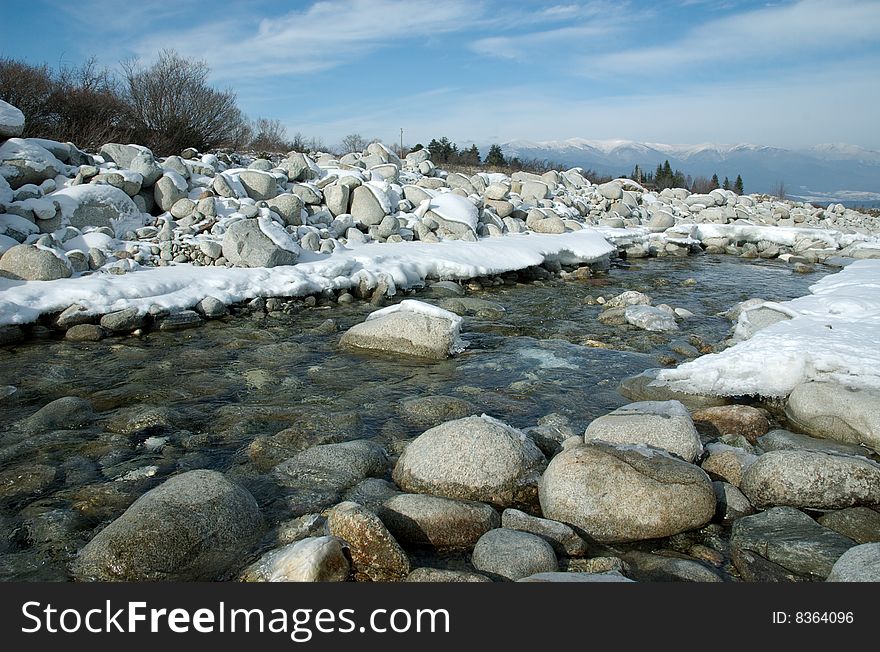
492,138,880,202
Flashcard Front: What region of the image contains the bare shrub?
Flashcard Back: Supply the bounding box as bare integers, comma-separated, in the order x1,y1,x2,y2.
121,50,248,154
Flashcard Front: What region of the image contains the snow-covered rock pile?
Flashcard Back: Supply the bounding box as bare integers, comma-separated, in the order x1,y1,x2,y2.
2,97,880,336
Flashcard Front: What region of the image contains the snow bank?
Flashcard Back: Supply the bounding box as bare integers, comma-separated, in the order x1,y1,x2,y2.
0,228,615,326
655,260,880,397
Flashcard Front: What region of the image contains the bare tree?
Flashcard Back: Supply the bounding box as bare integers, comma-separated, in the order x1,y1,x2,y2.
0,56,130,148
250,117,291,152
339,133,368,154
772,180,786,199
121,49,248,154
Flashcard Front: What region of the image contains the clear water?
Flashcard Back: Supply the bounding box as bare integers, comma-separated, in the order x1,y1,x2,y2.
0,254,828,580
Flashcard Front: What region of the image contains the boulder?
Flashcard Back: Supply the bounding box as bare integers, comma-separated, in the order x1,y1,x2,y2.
99,143,146,170
378,494,500,549
757,429,872,458
785,382,880,453
340,300,464,360
0,138,64,188
731,507,854,581
583,400,702,462
818,507,880,544
501,508,587,557
221,218,299,268
266,193,305,226
349,185,387,225
0,244,71,281
50,184,143,235
324,184,350,217
153,173,188,212
99,307,146,333
471,528,558,581
392,414,546,509
623,551,723,582
405,568,491,582
826,543,880,582
713,481,756,521
692,405,769,442
397,395,477,428
701,442,758,487
624,305,678,332
518,571,633,583
272,439,388,508
238,169,278,201
0,99,25,138
129,151,163,187
740,450,880,510
326,501,409,582
241,536,350,582
539,441,715,543
71,470,263,581
618,369,729,410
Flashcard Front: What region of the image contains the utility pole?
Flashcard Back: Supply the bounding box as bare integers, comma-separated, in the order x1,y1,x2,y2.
400,128,404,155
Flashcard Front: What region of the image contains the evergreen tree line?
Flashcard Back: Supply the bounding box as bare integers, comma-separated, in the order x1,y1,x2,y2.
631,161,745,194
419,138,596,176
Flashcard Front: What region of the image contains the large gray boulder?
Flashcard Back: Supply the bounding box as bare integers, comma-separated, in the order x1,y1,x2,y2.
539,441,715,543
280,152,314,182
52,184,142,233
71,470,263,581
221,218,299,268
625,305,678,332
326,501,409,582
266,193,304,226
129,151,163,187
0,244,71,281
758,429,872,458
785,382,880,453
99,143,147,170
740,450,880,510
153,172,188,212
731,507,854,581
392,414,546,509
818,507,880,544
583,400,702,462
378,494,500,549
501,508,587,557
349,185,387,225
340,301,464,360
0,138,64,188
238,169,278,201
826,543,880,582
273,440,388,500
0,99,25,138
472,528,558,581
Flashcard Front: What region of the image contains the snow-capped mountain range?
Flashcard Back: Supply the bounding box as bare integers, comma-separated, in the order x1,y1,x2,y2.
493,138,880,203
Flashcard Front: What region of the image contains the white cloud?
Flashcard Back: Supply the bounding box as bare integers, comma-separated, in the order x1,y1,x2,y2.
127,0,480,79
587,0,880,74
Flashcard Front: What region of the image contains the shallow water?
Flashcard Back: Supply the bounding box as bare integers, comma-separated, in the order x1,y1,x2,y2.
0,253,828,580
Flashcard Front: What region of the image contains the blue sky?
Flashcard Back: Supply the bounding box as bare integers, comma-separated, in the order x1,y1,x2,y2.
2,0,879,150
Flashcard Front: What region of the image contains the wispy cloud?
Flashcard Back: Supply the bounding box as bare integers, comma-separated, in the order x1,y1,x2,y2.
586,0,880,74
127,0,481,79
470,1,636,61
